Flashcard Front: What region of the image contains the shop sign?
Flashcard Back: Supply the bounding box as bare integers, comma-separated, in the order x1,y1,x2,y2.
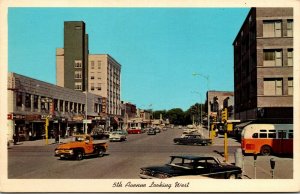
73,115,84,121
7,113,25,120
83,119,92,124
25,114,41,121
41,115,52,119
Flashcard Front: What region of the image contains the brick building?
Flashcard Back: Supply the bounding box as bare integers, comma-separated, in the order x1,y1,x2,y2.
233,8,293,122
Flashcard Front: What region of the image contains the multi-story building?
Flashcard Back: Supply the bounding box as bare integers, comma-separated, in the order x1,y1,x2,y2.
56,22,122,120
56,21,89,92
206,90,234,123
233,8,293,122
7,72,102,141
88,54,121,116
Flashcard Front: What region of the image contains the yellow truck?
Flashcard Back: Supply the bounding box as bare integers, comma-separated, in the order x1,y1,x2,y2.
54,134,108,160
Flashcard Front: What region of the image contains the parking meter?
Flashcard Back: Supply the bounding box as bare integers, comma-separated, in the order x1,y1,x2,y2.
270,158,275,170
270,158,275,179
254,154,257,161
253,154,257,179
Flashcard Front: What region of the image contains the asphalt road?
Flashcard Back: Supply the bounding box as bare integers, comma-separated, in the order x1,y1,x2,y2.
8,127,293,179
8,128,240,179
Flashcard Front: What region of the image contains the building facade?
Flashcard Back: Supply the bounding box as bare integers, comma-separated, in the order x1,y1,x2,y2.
7,72,102,141
206,90,234,123
233,8,293,122
57,21,89,92
88,54,121,116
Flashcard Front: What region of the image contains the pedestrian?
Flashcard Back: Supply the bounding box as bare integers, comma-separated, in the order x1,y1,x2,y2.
29,131,32,141
13,133,17,145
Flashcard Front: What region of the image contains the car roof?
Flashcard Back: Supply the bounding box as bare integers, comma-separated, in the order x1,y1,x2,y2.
170,155,216,160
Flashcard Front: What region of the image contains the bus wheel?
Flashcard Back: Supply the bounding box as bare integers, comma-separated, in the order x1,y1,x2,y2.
260,145,272,156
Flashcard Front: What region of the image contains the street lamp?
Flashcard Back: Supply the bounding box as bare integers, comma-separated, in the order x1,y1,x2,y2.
192,73,210,135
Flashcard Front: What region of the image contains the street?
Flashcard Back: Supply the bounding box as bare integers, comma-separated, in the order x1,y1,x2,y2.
8,127,292,179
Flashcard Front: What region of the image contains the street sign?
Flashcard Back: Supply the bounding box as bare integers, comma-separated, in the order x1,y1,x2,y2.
83,119,92,124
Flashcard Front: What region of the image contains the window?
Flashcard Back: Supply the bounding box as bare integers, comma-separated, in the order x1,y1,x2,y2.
91,61,95,69
25,93,31,108
263,20,282,37
75,26,81,30
287,20,293,37
91,83,95,90
263,50,282,66
65,101,69,112
98,61,101,69
268,133,276,138
74,82,82,90
97,83,101,90
288,130,293,139
287,49,293,66
16,92,22,107
278,131,286,139
259,133,267,138
264,78,283,95
252,133,258,138
91,76,95,80
34,95,38,109
74,60,82,68
288,78,293,95
74,71,82,79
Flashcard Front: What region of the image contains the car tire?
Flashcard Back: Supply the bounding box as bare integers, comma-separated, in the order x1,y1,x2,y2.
260,145,272,156
228,174,237,179
76,151,83,160
98,149,104,157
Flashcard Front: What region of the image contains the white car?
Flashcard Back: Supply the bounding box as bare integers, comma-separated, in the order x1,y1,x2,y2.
109,131,127,142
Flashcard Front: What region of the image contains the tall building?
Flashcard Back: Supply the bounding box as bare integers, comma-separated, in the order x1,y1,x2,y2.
57,21,89,91
233,8,293,122
88,54,121,116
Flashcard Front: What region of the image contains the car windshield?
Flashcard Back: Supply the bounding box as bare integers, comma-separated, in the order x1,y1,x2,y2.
71,136,85,142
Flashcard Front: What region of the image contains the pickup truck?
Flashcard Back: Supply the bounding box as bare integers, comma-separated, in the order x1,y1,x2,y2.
54,134,108,160
173,134,212,146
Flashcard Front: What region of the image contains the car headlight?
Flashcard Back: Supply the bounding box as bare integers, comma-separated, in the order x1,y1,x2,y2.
55,150,59,154
69,149,74,155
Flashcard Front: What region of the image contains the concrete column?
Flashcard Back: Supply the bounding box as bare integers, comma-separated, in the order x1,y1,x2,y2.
62,100,65,113
57,99,60,112
30,94,34,112
21,93,25,111
38,96,41,113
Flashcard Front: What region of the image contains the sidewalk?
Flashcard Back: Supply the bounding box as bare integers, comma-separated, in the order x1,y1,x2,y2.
9,137,73,147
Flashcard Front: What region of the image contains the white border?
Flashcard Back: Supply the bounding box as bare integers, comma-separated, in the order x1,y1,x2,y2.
0,0,299,192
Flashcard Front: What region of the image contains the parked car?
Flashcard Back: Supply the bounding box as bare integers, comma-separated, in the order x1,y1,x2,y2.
109,131,127,142
162,127,168,131
139,155,242,179
173,134,212,146
127,127,142,134
147,128,156,135
154,127,161,133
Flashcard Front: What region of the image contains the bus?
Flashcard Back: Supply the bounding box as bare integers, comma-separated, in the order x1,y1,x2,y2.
241,124,293,156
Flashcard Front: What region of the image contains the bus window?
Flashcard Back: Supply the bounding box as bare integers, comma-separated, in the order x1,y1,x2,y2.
278,131,287,139
268,133,276,138
269,130,276,133
288,130,293,139
252,133,258,138
259,133,267,138
260,129,267,132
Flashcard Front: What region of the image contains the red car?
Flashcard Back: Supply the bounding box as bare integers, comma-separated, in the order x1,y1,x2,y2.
127,128,142,134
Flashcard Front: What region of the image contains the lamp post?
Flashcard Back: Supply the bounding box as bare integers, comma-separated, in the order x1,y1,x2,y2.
192,73,210,134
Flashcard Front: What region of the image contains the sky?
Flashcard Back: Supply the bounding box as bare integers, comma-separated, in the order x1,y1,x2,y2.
8,8,250,111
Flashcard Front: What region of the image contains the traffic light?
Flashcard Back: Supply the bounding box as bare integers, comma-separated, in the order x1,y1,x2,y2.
222,108,228,123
